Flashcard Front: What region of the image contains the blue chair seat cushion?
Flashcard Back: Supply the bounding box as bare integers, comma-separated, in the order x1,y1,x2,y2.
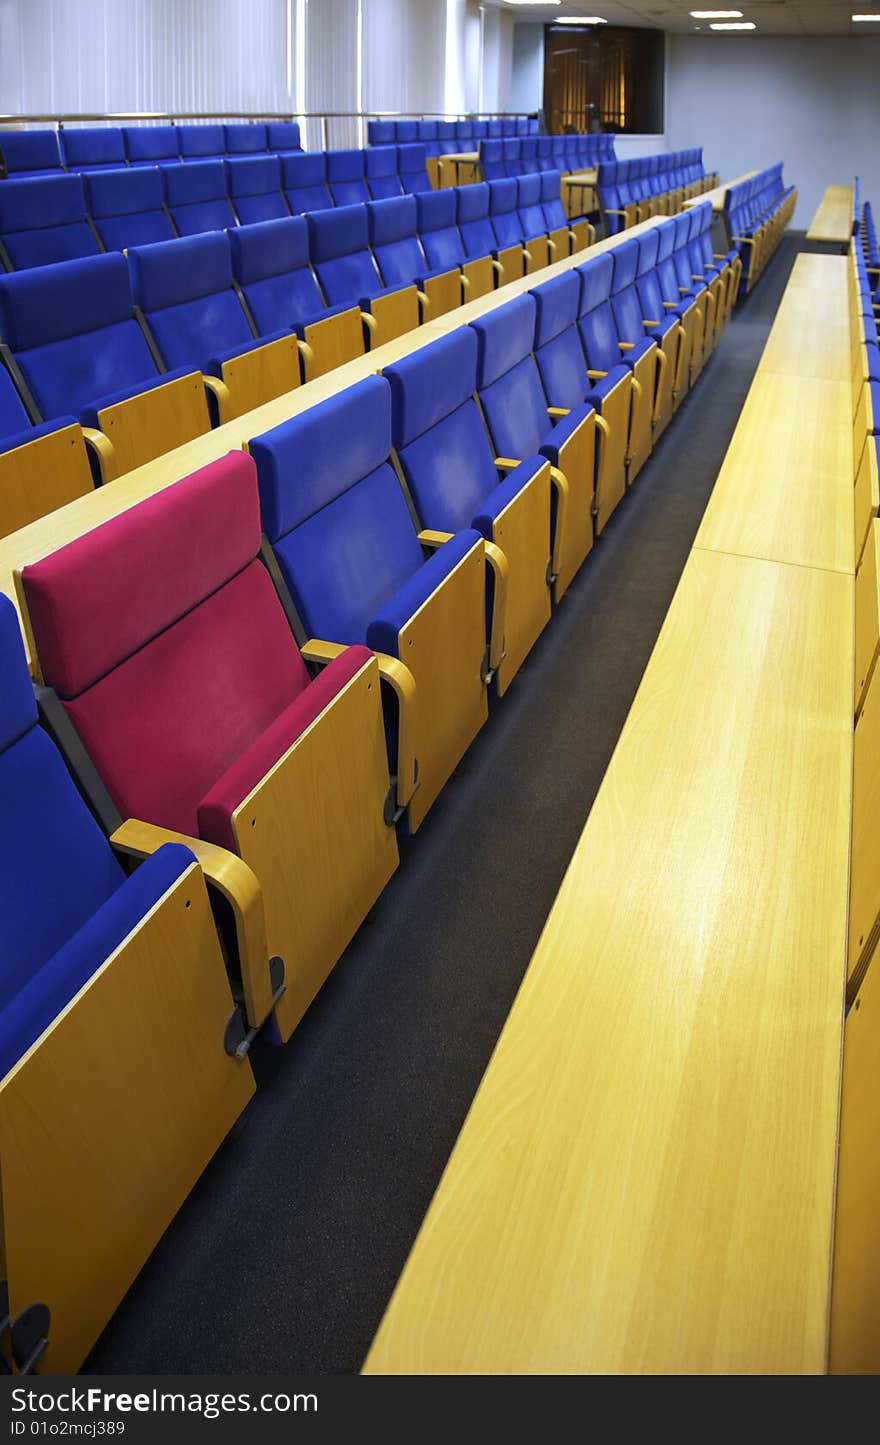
202,329,293,377
78,366,200,428
618,337,656,370
586,364,631,405
0,842,194,1081
366,528,483,657
0,415,79,457
538,402,595,467
472,457,547,539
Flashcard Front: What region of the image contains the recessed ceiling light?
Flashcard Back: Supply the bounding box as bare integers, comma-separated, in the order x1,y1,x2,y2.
554,15,609,22
690,10,743,16
710,20,756,28
852,12,880,18
506,2,561,8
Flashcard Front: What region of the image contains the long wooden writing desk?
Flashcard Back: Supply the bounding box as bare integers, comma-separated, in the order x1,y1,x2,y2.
363,251,856,1374
807,184,855,246
683,169,756,214
0,215,665,662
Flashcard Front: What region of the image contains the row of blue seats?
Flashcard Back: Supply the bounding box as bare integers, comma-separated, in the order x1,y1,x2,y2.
724,164,797,294
367,117,540,149
0,204,735,1371
0,178,591,511
0,122,304,180
597,150,714,234
479,134,615,183
859,201,879,274
0,147,443,271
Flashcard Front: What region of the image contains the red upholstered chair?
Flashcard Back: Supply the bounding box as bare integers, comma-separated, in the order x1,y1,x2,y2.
20,451,399,1044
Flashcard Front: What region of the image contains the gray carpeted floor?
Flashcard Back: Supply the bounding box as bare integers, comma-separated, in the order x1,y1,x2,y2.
85,232,804,1376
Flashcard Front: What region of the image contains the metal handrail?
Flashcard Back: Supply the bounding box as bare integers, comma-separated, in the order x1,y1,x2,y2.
0,110,539,125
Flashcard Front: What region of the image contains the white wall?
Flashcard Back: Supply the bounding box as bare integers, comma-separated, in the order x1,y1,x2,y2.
510,21,542,115
666,35,880,227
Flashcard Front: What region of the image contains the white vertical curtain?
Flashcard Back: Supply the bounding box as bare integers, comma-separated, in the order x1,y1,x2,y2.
0,0,294,118
361,0,446,119
0,0,516,132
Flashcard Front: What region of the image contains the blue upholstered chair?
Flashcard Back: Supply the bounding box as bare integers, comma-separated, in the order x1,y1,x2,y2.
0,175,101,271
367,194,461,319
60,127,126,173
127,231,299,422
161,160,237,236
281,151,332,213
0,589,253,1375
307,204,420,347
366,146,404,201
386,327,551,692
224,122,268,156
471,293,596,595
122,125,179,168
326,149,370,207
249,373,492,833
225,156,290,224
176,123,225,163
416,189,494,300
84,166,175,251
0,129,64,180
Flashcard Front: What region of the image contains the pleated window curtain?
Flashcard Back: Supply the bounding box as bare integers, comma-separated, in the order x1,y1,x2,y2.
361,0,446,122
305,0,359,149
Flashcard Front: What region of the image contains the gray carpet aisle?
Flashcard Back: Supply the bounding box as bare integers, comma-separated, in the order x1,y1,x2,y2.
86,232,804,1376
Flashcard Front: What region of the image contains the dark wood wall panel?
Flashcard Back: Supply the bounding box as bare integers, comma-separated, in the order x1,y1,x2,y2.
543,25,664,135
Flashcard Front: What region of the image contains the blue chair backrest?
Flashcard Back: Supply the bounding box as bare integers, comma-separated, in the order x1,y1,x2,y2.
229,216,325,335
0,129,63,179
60,127,125,172
517,174,546,239
436,121,457,155
396,144,431,194
488,178,521,248
456,182,496,259
224,123,268,156
368,121,395,146
519,137,539,175
250,374,424,646
0,594,136,1061
416,120,439,157
471,293,548,460
307,204,383,306
326,149,369,207
123,125,179,167
0,175,101,271
281,151,331,213
225,156,289,224
394,121,418,144
367,195,426,289
502,138,521,177
84,167,174,251
366,146,403,200
531,269,585,412
176,124,225,162
161,160,237,236
266,121,302,154
416,189,466,272
609,237,644,342
635,225,666,322
576,251,620,374
539,170,567,229
128,231,254,372
386,328,500,533
0,355,35,442
0,252,160,421
488,120,505,139
480,139,505,181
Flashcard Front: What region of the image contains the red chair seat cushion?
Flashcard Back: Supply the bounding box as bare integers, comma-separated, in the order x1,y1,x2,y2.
198,645,372,851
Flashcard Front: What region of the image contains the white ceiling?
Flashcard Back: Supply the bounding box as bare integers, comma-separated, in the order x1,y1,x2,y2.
495,1,880,36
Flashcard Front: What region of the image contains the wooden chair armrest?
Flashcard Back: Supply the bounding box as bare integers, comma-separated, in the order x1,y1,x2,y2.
547,405,570,418
491,258,504,276
619,341,635,351
586,368,607,380
483,540,509,676
202,373,234,424
547,236,558,257
494,456,522,472
643,319,660,328
110,818,275,1032
373,654,418,809
360,310,379,334
547,466,570,582
662,301,679,310
418,529,454,550
460,271,471,291
81,426,118,484
301,638,348,665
